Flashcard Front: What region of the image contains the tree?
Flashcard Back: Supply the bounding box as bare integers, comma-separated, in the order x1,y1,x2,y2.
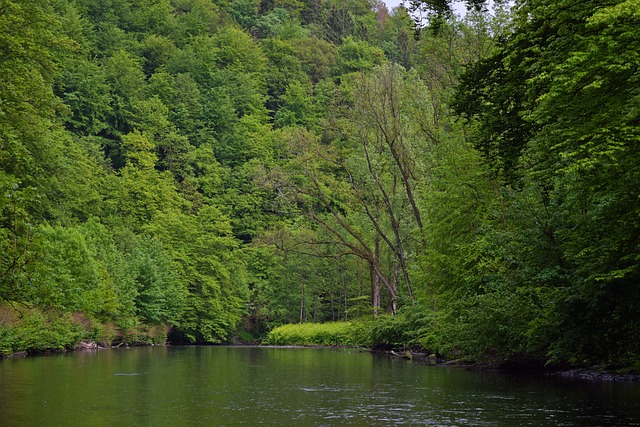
144,206,248,343
172,0,222,42
265,127,402,313
333,37,385,76
0,0,102,305
377,6,419,69
274,81,318,128
452,0,640,365
338,64,436,302
261,37,310,114
406,0,499,21
523,0,640,364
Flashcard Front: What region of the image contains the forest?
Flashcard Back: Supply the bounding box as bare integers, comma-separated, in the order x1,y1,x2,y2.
0,0,638,370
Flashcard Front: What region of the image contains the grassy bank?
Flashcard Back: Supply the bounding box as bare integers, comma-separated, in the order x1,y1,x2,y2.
263,308,543,366
0,304,168,357
264,313,639,375
264,321,372,347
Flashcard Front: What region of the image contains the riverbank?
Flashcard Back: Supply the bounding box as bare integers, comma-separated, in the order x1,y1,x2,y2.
264,320,640,381
0,304,169,358
381,349,640,383
2,339,169,360
4,337,640,384
554,369,640,382
4,310,640,384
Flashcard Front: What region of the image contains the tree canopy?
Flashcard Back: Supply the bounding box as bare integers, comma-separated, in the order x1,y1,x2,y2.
1,0,638,368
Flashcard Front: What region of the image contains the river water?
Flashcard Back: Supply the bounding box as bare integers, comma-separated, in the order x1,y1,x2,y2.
0,346,639,426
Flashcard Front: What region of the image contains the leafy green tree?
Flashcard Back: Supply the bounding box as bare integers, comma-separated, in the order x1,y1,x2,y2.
127,236,186,324
274,81,317,128
291,36,338,83
452,0,640,365
147,71,207,147
172,0,222,42
57,57,113,137
101,49,148,166
333,36,385,76
322,2,354,44
261,37,310,114
190,142,225,202
452,36,535,185
130,96,195,180
168,28,268,145
26,225,101,313
140,34,177,76
144,207,248,342
265,127,402,314
229,0,260,30
0,0,65,183
377,6,418,70
127,0,176,35
0,0,101,303
103,131,186,233
253,7,306,39
0,181,39,304
78,219,137,320
522,0,640,365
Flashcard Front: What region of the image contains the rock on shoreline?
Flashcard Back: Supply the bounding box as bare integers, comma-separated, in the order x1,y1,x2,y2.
555,369,640,382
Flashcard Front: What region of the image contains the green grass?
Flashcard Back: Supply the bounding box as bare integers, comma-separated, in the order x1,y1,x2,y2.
264,321,371,347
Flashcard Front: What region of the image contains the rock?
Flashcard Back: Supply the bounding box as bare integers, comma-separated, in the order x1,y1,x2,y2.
555,368,640,382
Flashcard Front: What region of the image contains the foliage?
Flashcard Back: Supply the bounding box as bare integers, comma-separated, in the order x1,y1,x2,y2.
0,308,83,354
450,0,640,367
0,0,637,371
264,321,368,347
0,304,170,355
368,304,439,351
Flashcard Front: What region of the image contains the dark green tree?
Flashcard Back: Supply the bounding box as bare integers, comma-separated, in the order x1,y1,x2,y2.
452,0,640,365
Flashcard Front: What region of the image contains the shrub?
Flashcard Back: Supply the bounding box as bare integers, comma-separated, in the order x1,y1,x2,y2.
368,305,440,352
265,321,368,347
0,303,170,355
7,309,83,353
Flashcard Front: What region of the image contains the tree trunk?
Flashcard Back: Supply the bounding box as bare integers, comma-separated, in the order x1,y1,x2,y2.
299,282,305,324
372,266,380,317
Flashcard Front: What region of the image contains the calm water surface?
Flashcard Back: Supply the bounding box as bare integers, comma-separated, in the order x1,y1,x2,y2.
1,346,639,426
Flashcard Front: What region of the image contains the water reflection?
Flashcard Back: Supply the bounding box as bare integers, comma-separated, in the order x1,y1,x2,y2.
0,346,639,426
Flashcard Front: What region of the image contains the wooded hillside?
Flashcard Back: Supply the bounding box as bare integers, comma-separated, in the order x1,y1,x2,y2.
1,0,638,369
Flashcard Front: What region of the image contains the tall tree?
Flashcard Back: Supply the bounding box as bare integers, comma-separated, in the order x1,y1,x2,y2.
453,0,640,364
265,127,402,313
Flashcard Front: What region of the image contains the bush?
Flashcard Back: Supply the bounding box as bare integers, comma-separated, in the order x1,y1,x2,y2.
118,323,169,346
368,304,440,352
264,321,369,347
1,308,84,354
0,324,16,356
437,286,548,363
0,304,170,355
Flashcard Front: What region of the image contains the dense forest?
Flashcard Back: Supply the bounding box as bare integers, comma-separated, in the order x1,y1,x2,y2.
1,0,638,369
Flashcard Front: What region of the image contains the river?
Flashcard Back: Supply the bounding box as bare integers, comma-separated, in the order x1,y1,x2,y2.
1,346,639,426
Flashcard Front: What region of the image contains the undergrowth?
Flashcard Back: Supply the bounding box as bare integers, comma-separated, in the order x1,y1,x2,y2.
264,321,371,347
0,304,170,356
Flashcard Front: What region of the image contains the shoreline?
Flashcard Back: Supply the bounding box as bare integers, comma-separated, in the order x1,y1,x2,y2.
4,342,640,383
382,349,640,383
